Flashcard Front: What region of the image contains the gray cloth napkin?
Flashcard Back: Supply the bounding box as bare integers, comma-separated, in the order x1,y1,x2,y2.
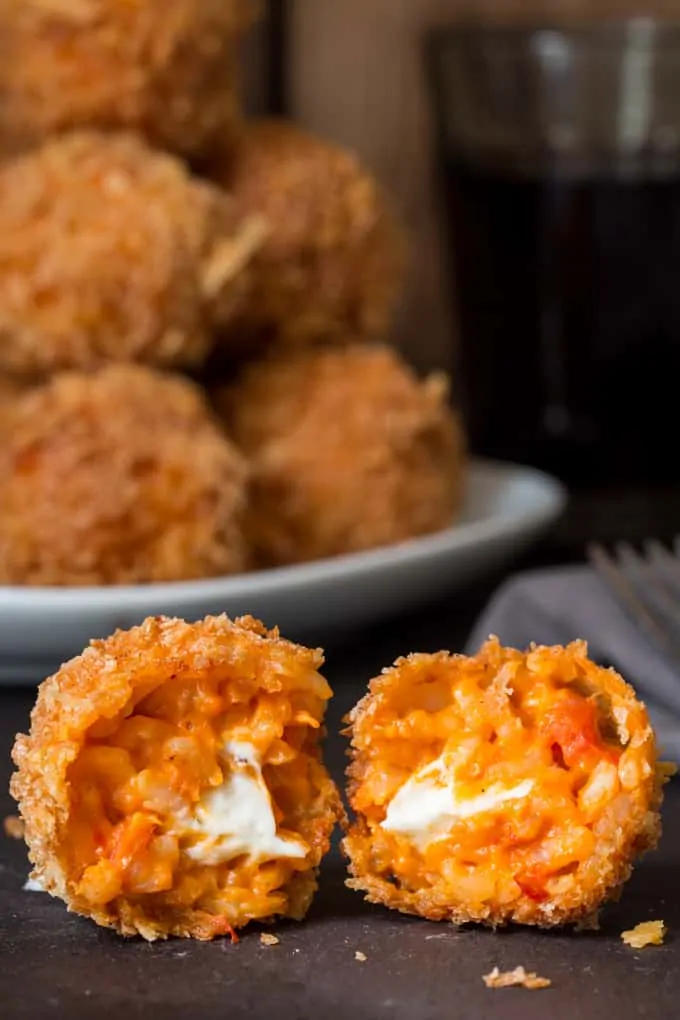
466,565,680,761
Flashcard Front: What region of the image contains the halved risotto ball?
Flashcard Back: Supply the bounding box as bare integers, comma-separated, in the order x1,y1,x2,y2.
217,344,465,565
0,131,264,378
343,638,667,928
11,615,342,940
0,365,248,585
0,0,256,159
210,119,405,355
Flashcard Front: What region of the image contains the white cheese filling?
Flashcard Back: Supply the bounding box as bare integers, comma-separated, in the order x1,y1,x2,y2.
381,753,534,849
181,740,308,865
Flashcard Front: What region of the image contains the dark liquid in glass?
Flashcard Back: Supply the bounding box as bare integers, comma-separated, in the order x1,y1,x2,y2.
444,157,680,543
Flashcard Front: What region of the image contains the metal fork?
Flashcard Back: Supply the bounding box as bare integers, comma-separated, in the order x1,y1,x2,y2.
588,538,680,671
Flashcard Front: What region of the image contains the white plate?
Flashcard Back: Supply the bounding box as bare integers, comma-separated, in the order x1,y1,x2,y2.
0,460,566,685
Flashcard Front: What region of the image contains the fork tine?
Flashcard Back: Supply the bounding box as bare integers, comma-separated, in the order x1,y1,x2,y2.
643,539,680,598
587,542,680,671
619,541,680,637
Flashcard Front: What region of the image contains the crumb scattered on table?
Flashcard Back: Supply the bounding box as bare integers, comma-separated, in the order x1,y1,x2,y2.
260,933,280,947
621,920,666,949
483,966,551,990
3,815,25,839
354,950,368,962
658,761,677,782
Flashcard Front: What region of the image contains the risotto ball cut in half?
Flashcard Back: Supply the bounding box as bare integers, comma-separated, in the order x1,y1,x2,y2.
217,344,465,566
343,638,668,928
0,131,263,378
0,0,257,159
0,365,248,586
11,615,342,940
211,119,405,355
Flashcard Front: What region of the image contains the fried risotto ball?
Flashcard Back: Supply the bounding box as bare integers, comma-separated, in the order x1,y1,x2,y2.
11,614,343,940
211,119,405,354
0,0,257,159
0,365,248,586
343,638,668,928
217,344,464,565
0,132,264,378
0,375,33,434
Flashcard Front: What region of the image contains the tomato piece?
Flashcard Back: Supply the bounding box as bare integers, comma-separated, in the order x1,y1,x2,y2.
105,812,157,871
213,917,240,943
542,692,618,770
515,872,548,902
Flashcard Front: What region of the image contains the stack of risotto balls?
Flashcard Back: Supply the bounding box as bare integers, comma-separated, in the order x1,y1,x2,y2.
0,0,466,586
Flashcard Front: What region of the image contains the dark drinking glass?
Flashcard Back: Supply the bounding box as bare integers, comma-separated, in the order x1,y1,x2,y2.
428,20,680,546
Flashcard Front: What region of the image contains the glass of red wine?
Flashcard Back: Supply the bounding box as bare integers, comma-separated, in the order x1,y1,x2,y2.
427,19,680,547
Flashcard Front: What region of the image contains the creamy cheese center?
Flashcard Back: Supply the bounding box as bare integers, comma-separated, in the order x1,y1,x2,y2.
181,740,308,865
382,752,534,848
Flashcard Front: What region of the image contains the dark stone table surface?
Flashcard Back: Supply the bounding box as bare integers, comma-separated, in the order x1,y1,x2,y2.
2,577,679,1020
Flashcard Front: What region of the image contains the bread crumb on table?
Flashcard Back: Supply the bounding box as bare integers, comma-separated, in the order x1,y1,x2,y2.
3,815,25,839
355,951,368,962
483,966,552,990
260,933,280,947
658,761,677,782
621,921,666,948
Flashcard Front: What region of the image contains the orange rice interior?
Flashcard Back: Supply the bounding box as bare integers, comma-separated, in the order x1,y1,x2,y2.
347,643,652,910
65,670,332,937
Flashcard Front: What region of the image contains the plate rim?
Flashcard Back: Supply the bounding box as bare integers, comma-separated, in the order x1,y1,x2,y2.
0,459,566,609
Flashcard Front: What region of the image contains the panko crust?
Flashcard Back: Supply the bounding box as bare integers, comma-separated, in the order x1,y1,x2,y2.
0,375,33,435
343,638,665,928
11,614,342,939
211,119,406,355
218,344,465,565
0,131,263,378
0,0,257,159
0,365,249,585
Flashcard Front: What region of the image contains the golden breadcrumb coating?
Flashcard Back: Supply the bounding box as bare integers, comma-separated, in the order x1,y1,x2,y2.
0,365,248,585
210,119,405,355
343,638,666,928
0,132,263,378
0,375,32,434
217,344,464,565
0,0,257,159
11,615,342,940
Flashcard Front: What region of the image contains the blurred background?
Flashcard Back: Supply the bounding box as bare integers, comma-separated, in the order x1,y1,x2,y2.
251,1,680,558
